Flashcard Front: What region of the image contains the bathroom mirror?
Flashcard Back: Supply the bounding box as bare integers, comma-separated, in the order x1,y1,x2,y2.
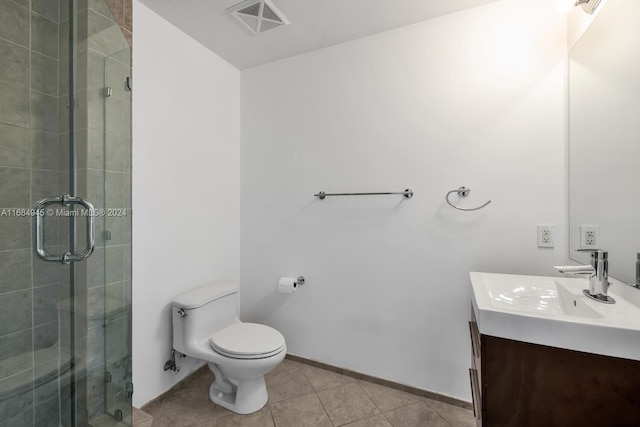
569,0,640,284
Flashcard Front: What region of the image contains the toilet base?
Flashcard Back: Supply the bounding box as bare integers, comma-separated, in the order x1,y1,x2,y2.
208,375,268,415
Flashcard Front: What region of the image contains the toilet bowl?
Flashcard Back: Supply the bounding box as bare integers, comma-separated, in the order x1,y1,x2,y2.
171,283,286,414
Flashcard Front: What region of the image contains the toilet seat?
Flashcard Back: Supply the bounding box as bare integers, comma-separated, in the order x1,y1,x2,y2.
210,323,285,359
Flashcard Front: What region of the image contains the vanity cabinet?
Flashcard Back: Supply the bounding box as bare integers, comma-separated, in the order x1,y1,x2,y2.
468,307,640,427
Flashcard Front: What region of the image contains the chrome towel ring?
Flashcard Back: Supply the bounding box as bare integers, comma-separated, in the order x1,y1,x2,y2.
445,186,491,212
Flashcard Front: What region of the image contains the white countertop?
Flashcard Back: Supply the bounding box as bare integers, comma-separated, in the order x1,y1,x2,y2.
470,272,640,361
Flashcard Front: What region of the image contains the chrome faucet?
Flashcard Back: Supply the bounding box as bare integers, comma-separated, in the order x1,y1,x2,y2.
554,249,615,304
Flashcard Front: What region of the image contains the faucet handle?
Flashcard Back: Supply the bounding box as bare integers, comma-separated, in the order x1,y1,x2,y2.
554,265,591,272
553,265,595,274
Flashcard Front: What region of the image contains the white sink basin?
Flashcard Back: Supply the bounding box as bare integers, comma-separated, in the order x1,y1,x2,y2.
471,272,640,361
555,283,602,319
484,274,601,319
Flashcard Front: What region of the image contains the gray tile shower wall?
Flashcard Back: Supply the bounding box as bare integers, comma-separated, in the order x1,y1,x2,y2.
0,2,64,426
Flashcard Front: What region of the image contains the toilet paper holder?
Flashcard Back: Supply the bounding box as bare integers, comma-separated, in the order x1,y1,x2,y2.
278,276,306,294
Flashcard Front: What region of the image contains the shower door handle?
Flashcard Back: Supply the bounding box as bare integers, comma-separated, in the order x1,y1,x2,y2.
34,195,96,264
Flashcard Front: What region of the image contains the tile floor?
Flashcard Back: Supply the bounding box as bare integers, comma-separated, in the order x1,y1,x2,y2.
90,408,152,427
143,359,475,427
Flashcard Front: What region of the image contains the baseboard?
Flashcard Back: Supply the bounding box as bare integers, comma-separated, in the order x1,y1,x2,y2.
285,354,473,410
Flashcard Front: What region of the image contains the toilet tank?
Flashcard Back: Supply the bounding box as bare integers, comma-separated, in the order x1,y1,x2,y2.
171,283,239,355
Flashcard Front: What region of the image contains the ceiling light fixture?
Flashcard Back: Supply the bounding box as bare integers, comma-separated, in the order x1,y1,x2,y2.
575,0,602,15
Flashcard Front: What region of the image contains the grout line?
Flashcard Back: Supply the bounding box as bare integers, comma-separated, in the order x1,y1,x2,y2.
29,48,59,63
313,391,336,427
438,412,454,427
87,6,119,26
0,326,35,341
30,87,60,98
381,412,395,426
356,381,380,409
268,404,277,427
420,399,457,427
299,367,323,394
0,247,31,254
0,287,32,297
0,164,33,171
0,366,34,385
31,167,63,173
32,281,62,289
0,35,30,51
31,9,60,26
8,0,27,10
269,389,316,407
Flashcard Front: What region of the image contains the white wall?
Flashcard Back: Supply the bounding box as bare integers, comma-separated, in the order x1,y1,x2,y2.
240,0,569,401
132,1,241,407
567,0,610,49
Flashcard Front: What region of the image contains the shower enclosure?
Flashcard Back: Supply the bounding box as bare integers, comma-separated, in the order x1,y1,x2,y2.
0,1,132,426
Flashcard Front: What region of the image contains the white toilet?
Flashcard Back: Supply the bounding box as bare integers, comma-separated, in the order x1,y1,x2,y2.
171,282,286,414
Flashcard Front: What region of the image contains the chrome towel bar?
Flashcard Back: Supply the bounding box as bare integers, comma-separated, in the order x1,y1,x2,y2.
445,186,491,212
315,189,413,200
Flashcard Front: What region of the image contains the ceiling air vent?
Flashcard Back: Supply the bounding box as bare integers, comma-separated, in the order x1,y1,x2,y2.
227,0,289,35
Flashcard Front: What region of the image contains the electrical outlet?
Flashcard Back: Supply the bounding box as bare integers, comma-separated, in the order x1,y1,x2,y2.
580,225,600,249
537,225,555,248
585,231,596,245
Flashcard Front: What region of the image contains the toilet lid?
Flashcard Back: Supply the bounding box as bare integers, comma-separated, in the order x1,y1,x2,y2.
209,323,285,359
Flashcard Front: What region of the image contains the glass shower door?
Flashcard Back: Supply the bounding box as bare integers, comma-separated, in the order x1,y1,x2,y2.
78,3,133,426
102,46,133,425
0,0,78,425
0,1,132,426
